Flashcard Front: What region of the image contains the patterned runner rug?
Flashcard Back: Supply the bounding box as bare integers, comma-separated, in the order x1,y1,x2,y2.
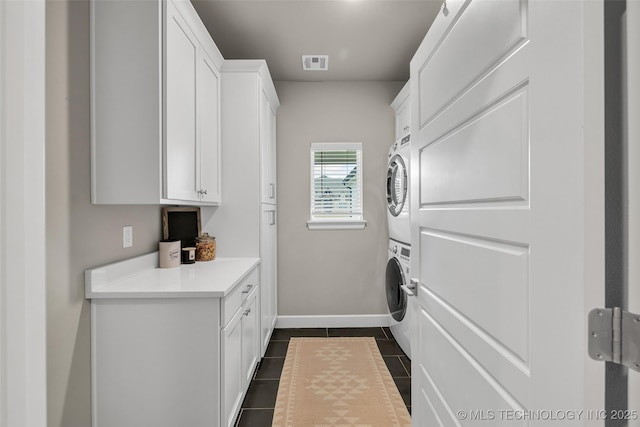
272,337,412,426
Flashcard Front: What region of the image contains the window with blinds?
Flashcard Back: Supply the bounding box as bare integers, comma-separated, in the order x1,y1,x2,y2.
308,142,366,230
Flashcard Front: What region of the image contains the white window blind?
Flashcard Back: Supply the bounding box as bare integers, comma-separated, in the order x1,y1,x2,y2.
308,142,366,230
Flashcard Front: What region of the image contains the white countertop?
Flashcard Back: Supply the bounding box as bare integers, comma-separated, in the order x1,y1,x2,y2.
85,252,260,299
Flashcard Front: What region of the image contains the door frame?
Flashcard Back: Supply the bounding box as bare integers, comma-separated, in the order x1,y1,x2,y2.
625,0,640,422
0,0,48,425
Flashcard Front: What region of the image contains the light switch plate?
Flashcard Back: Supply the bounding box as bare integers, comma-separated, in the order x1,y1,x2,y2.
123,226,133,248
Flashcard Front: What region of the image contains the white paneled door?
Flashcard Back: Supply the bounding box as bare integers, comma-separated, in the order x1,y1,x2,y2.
410,0,605,425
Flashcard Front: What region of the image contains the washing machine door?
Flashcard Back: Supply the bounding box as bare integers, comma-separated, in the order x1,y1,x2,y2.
386,257,407,321
386,155,407,217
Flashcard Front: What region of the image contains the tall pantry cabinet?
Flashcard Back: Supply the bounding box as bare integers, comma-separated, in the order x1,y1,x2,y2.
215,60,280,355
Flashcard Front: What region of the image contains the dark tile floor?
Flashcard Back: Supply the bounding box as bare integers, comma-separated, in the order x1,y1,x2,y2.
234,327,411,427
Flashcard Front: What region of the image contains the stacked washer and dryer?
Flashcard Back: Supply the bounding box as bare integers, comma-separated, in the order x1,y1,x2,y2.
386,82,415,358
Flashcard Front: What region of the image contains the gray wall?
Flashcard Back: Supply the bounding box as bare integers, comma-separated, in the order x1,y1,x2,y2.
46,2,161,426
274,81,403,316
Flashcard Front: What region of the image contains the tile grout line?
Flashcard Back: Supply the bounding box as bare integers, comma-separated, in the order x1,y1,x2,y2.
399,356,411,377
382,326,391,340
233,408,244,427
240,407,277,410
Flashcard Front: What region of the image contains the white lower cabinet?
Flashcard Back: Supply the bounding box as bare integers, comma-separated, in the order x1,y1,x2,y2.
89,263,260,427
221,283,260,427
91,298,221,427
222,308,243,427
241,292,259,386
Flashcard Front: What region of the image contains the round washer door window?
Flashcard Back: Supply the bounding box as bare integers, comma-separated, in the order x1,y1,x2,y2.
386,155,407,217
386,257,407,322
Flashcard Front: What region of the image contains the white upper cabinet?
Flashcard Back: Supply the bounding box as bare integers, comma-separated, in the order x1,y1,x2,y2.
198,51,222,204
165,2,221,204
91,0,222,205
165,3,199,202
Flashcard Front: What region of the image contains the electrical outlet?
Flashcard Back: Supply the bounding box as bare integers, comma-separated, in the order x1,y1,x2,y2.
123,226,133,248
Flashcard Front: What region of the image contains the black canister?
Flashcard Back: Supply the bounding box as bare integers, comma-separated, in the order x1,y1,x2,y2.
181,246,196,264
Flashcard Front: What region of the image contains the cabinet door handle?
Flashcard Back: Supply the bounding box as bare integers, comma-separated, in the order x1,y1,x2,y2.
201,189,207,195
269,183,275,198
244,308,251,316
269,210,276,226
242,284,254,294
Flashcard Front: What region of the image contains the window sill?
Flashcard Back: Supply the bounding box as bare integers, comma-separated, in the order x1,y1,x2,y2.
306,219,367,231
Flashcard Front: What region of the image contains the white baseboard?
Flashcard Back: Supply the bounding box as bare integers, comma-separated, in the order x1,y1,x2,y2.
276,314,393,329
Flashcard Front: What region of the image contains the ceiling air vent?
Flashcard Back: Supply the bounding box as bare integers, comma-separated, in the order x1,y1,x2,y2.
302,55,329,71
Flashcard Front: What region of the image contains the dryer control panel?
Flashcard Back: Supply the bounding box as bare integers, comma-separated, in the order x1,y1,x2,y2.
389,241,411,266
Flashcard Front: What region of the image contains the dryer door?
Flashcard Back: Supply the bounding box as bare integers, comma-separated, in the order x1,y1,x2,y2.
386,257,407,321
386,155,407,217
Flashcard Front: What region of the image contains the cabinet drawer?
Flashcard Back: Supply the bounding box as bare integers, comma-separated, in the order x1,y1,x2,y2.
222,268,258,326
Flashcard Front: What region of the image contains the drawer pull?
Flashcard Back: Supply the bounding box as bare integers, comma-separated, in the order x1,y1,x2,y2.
242,284,255,294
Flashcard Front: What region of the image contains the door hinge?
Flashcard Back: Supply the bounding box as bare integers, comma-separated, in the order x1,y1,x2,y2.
588,307,640,372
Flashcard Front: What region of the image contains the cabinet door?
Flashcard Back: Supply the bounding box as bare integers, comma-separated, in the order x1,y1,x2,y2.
221,311,243,427
260,89,277,203
270,106,277,199
241,291,259,388
198,50,221,204
260,205,277,353
165,2,199,202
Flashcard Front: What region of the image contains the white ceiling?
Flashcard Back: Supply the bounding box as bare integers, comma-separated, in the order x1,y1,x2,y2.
191,0,443,82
